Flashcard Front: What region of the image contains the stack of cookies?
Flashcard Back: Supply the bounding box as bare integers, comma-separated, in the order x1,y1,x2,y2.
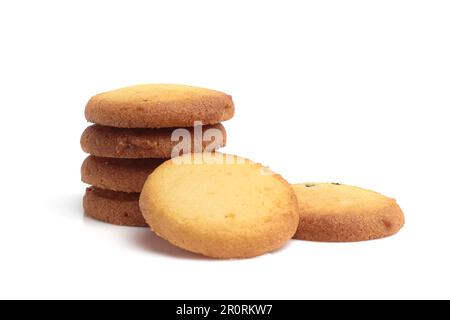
81,84,234,227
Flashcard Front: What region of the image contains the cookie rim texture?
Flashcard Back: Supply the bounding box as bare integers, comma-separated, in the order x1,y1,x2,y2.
85,84,235,128
81,156,165,193
139,153,300,259
292,183,405,242
80,123,227,159
83,187,147,227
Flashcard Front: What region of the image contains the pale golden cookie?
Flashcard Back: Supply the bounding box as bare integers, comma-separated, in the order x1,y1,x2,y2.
80,124,226,159
292,183,405,242
81,156,165,193
83,187,146,227
85,84,234,128
139,153,300,259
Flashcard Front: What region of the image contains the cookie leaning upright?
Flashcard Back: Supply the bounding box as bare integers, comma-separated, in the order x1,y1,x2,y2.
139,153,300,259
85,84,235,128
292,183,405,242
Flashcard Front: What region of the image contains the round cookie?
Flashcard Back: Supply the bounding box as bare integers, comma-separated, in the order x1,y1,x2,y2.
80,123,226,159
85,84,235,128
292,183,405,242
139,153,300,259
83,187,146,227
82,156,165,193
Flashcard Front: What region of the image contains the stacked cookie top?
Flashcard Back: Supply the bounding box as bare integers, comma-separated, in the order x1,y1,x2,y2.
81,84,234,227
84,84,234,128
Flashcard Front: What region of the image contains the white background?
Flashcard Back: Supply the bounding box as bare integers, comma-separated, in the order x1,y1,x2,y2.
0,0,449,300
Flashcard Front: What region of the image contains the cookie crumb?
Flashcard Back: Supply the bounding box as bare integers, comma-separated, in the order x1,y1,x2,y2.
382,219,392,229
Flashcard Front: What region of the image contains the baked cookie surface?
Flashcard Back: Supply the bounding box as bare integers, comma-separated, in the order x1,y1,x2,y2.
293,183,405,242
80,124,226,159
139,153,300,259
83,187,146,227
82,156,165,193
85,84,234,128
